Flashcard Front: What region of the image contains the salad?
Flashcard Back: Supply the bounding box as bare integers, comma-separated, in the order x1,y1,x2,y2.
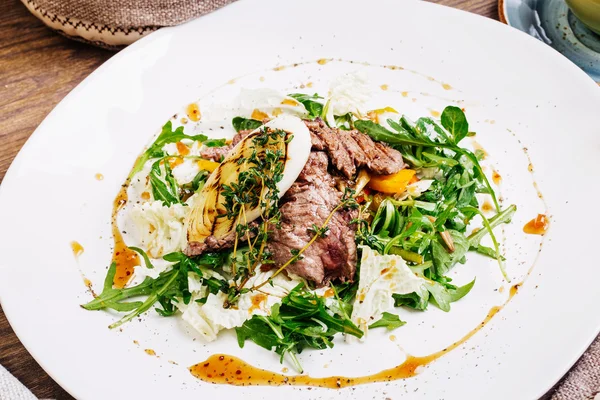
83,78,516,373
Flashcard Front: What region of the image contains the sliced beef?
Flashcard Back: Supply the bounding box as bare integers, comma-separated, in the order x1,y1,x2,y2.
304,118,405,178
268,151,358,286
199,129,252,162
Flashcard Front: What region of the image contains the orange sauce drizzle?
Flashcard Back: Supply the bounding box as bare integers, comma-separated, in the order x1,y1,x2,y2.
186,103,201,122
111,181,140,288
190,286,520,388
317,58,329,65
71,241,84,257
442,83,452,90
141,191,151,200
523,214,549,235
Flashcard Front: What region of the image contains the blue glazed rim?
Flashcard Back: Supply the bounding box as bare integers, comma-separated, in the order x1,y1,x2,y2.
499,0,600,82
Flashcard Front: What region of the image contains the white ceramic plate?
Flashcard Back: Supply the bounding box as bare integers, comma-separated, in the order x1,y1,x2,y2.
1,0,599,399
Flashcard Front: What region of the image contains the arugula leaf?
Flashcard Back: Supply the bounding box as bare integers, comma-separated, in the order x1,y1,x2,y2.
441,106,469,144
355,120,436,147
393,291,429,310
431,230,470,276
236,284,362,372
288,93,324,119
128,246,154,269
426,278,475,312
130,121,216,179
232,117,263,132
149,159,180,206
368,312,406,330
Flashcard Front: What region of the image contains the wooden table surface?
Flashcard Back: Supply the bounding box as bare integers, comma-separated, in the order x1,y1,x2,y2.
0,1,497,398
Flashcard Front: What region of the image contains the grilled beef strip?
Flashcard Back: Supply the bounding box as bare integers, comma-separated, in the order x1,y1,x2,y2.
267,151,358,286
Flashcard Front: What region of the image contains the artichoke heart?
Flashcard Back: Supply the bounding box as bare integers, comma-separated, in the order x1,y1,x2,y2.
186,115,311,254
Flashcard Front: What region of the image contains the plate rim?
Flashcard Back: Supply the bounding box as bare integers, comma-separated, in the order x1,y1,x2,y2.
1,1,599,399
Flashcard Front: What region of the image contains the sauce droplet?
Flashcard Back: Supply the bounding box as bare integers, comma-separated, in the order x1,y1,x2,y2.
429,110,440,118
248,293,268,313
401,91,408,97
186,103,201,122
389,335,396,342
492,170,502,185
141,191,151,200
71,241,84,258
259,76,265,82
523,214,549,235
306,82,313,88
442,83,452,90
323,288,335,298
481,201,494,213
380,84,389,91
145,349,156,356
95,173,104,181
317,58,329,65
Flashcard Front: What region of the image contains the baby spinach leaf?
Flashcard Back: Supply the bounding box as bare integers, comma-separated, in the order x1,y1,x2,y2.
393,291,430,310
441,106,469,144
368,312,406,330
288,93,324,119
232,117,263,132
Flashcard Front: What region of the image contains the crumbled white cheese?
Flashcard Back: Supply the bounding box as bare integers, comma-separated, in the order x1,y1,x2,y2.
172,158,200,186
324,72,373,126
129,201,189,258
350,246,428,337
178,270,301,342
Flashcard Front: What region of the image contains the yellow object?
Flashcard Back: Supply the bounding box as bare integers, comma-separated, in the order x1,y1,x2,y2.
197,159,220,172
566,0,600,34
368,169,416,194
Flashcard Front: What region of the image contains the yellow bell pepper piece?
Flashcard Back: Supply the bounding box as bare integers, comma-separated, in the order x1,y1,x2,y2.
368,169,416,194
197,159,220,172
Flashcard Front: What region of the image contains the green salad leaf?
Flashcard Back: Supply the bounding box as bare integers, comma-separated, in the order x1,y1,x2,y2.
368,312,406,330
232,117,263,132
236,283,363,373
129,121,226,179
288,93,324,119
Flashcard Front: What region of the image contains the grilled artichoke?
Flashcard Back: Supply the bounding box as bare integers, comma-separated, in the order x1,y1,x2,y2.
186,115,311,255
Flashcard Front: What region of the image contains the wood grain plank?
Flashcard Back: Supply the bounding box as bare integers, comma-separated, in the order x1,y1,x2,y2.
0,0,498,398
